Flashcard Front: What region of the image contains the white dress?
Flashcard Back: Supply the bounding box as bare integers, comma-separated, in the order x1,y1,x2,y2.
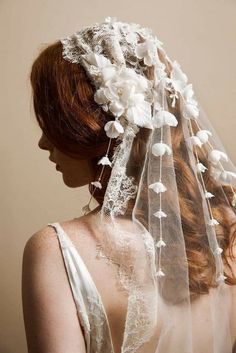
47,222,115,353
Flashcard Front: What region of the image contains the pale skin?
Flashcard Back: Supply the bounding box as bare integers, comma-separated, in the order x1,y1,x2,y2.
22,132,129,353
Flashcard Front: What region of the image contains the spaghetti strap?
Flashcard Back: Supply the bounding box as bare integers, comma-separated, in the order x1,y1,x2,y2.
47,222,115,353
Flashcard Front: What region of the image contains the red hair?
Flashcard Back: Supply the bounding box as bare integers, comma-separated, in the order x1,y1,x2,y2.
30,40,236,301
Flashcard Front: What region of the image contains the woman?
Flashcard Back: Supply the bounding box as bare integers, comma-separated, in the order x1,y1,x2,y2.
22,17,236,353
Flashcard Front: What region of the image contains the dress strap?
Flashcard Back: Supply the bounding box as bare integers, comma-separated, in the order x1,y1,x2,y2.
47,222,91,353
47,222,115,353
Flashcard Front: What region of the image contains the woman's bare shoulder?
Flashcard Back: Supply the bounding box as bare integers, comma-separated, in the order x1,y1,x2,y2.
22,220,87,353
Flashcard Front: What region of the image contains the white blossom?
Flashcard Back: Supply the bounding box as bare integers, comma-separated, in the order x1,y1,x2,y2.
214,247,223,255
208,218,219,226
153,110,178,128
153,210,167,218
152,142,172,157
190,136,203,147
104,120,124,138
196,129,212,144
208,149,228,165
91,181,102,189
155,239,166,248
211,168,236,185
216,274,227,283
155,269,165,277
205,191,214,199
97,156,112,167
148,181,167,194
135,38,158,66
196,162,208,173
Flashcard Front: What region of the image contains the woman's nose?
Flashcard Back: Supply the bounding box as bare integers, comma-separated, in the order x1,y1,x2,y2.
38,133,52,151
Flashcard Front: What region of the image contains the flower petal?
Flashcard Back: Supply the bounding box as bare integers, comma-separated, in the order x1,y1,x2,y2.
155,269,165,277
205,191,215,199
91,181,102,189
208,218,219,226
208,149,228,165
104,120,124,138
126,100,153,129
153,110,178,128
196,129,212,144
214,247,223,255
97,156,112,167
152,143,172,157
149,181,167,193
190,136,203,147
153,210,167,218
156,239,166,248
196,162,208,173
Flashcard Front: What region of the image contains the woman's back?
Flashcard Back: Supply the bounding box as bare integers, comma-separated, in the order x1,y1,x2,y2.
43,214,236,353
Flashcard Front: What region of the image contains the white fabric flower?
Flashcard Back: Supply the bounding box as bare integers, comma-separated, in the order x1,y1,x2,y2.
97,156,112,166
208,149,228,165
153,110,178,128
92,58,153,129
196,129,212,144
170,60,188,92
91,181,102,189
152,143,172,157
153,210,167,218
205,191,214,199
190,136,203,147
214,247,223,255
183,102,199,119
148,181,167,194
155,239,166,248
211,168,236,185
196,162,208,173
208,218,219,226
104,120,124,138
216,273,227,283
155,269,165,277
135,38,158,66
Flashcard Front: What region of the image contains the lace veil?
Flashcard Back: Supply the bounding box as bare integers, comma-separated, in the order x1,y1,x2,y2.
60,17,236,353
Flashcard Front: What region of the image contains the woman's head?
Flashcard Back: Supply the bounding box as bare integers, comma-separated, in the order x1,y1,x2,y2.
30,41,119,194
